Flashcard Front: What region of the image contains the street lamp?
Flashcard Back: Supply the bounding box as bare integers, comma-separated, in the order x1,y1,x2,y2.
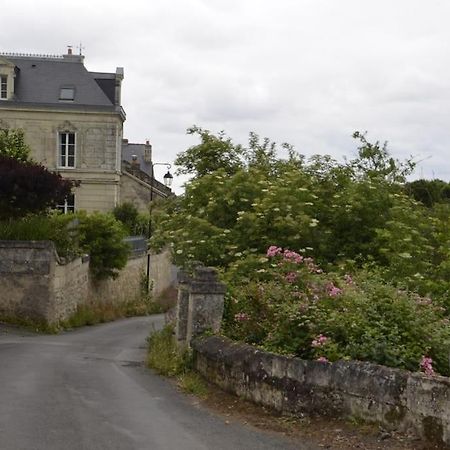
163,170,173,188
146,162,173,293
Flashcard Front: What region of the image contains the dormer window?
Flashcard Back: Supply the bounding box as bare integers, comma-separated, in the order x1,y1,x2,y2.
59,87,75,101
0,76,7,99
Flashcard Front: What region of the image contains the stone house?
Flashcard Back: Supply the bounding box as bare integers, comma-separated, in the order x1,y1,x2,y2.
0,48,171,213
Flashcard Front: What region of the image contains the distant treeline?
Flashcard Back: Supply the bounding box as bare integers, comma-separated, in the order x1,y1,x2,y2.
405,179,450,207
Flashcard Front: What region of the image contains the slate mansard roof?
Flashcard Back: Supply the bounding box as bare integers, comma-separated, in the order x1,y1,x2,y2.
0,51,125,118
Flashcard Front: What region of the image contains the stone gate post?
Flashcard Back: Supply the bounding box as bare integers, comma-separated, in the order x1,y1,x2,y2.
175,265,226,347
175,270,191,344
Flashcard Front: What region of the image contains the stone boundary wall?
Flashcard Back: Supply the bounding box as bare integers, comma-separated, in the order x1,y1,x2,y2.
52,254,89,322
149,248,177,299
0,241,61,322
90,254,146,305
192,336,450,447
0,240,147,324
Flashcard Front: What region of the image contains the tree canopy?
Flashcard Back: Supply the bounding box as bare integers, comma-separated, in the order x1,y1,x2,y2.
0,155,74,218
0,127,74,218
152,127,450,304
0,128,31,162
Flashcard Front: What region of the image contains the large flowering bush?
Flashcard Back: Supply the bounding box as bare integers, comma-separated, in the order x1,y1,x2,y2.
222,247,450,376
152,128,450,310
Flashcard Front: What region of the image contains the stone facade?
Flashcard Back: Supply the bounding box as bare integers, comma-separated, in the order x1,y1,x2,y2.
192,336,450,447
120,171,152,211
0,51,172,213
0,109,122,212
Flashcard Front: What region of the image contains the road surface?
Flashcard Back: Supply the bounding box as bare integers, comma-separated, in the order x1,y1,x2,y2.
0,316,316,450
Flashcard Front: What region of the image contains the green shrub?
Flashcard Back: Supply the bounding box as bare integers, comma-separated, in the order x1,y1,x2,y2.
113,202,149,236
0,213,79,257
0,212,131,280
77,212,130,280
222,248,450,376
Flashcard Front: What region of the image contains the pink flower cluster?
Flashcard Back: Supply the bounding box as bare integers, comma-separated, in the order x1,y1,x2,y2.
266,246,304,264
303,257,323,274
234,312,250,322
420,356,435,376
283,249,303,264
266,246,282,257
316,356,329,363
285,271,298,283
311,334,328,348
327,283,342,297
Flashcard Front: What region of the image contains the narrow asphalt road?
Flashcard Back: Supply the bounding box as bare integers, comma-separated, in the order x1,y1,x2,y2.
0,316,316,450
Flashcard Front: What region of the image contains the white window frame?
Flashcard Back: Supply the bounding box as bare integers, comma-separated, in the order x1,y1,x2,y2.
57,193,75,214
0,75,7,99
58,131,76,168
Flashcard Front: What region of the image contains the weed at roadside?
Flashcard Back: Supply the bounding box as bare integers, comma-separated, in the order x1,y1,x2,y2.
147,324,209,396
178,372,209,397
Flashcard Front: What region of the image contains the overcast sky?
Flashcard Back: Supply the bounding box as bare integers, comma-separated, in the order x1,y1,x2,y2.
2,0,450,191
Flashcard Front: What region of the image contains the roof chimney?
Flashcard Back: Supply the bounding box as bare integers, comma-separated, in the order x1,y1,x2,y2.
115,67,124,106
63,45,84,63
144,140,152,163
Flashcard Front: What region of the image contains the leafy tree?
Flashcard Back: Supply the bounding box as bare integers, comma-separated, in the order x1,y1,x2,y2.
0,128,31,162
175,126,244,178
0,155,73,218
405,179,450,207
113,202,149,236
153,128,450,302
349,131,415,182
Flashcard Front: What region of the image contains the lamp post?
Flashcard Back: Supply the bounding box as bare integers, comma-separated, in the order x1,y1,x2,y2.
146,162,173,293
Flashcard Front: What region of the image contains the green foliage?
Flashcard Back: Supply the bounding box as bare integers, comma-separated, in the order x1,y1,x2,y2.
405,179,450,207
77,212,130,280
177,372,209,397
147,324,192,376
153,129,450,303
0,128,30,162
0,212,132,280
350,131,415,182
175,125,244,177
154,126,450,375
223,249,450,376
0,213,79,258
113,202,149,236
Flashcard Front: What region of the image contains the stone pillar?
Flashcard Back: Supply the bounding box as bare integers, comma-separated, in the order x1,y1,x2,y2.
185,266,226,345
175,270,191,344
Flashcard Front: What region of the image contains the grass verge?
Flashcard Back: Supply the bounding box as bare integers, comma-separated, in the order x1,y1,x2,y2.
1,296,165,334
147,324,209,397
61,296,165,329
